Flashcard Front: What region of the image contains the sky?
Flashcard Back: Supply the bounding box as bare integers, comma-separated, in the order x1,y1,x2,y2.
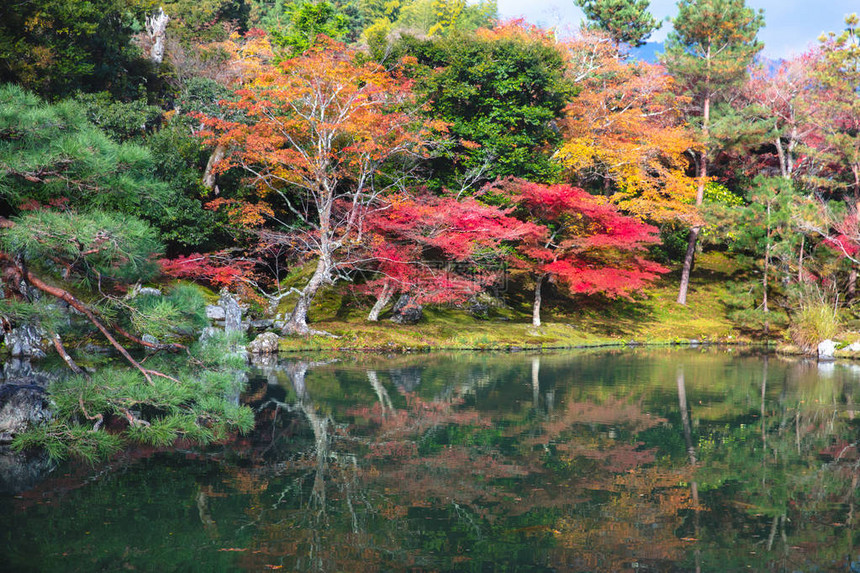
496,0,859,59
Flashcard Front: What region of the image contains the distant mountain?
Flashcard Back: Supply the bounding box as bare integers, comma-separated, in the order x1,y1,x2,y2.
628,42,664,64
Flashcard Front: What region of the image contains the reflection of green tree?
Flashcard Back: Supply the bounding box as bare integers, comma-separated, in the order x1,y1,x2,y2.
689,359,860,571
9,350,860,571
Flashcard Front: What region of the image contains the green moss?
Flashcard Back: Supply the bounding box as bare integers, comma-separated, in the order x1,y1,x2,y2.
275,250,767,351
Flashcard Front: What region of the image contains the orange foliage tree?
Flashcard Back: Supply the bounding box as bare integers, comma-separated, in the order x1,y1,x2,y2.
199,40,443,335
557,31,699,226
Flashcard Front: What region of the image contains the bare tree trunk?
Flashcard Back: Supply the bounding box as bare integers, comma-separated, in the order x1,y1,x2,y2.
798,235,805,282
367,281,394,322
850,269,857,303
763,203,771,334
145,8,169,65
678,94,710,306
532,273,547,328
677,227,700,305
283,255,330,336
202,144,226,191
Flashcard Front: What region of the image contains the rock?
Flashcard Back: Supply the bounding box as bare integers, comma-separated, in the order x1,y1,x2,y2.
0,385,52,443
218,290,244,333
848,341,860,352
0,359,55,387
390,294,423,325
205,305,226,321
818,339,837,361
248,319,275,331
136,286,163,297
141,334,160,353
199,326,220,345
5,324,47,359
467,299,490,319
247,332,280,354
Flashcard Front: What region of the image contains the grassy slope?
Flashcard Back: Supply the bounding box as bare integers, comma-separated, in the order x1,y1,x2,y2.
277,251,755,352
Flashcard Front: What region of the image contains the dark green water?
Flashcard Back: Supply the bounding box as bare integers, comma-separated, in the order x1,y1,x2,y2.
3,348,860,572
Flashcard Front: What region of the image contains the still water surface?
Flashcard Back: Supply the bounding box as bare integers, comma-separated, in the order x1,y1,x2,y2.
2,348,860,572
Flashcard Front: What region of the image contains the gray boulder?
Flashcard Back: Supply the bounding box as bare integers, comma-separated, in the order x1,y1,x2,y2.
248,332,280,354
390,294,423,325
0,385,52,443
818,339,837,361
198,326,220,345
218,290,244,333
1,359,55,387
205,304,226,321
5,324,47,359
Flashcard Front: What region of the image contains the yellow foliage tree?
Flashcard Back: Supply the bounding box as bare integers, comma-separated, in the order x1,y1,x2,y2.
557,32,701,226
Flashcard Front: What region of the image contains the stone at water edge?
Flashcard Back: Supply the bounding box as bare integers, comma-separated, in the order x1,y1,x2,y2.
848,341,860,352
5,324,47,359
0,385,52,443
247,332,280,354
818,339,837,361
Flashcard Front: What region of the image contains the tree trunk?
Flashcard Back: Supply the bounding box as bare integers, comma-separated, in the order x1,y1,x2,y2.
145,8,169,65
367,281,394,322
532,273,547,327
763,203,771,334
202,144,226,191
798,235,805,282
677,227,700,305
283,255,330,336
849,269,857,302
677,94,710,306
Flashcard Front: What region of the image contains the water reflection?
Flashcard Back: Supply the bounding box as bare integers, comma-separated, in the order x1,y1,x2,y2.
3,349,860,572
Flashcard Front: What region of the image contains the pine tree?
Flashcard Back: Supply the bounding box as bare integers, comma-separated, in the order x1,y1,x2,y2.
574,0,659,47
661,0,764,305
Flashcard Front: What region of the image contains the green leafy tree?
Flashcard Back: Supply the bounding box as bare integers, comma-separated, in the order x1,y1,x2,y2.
574,0,658,47
264,0,350,55
0,0,157,99
661,0,764,305
401,22,569,188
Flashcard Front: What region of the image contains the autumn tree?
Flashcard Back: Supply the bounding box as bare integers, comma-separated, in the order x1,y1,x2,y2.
201,41,440,335
497,179,666,327
574,0,658,47
742,54,817,182
557,31,699,226
360,192,536,320
661,0,764,305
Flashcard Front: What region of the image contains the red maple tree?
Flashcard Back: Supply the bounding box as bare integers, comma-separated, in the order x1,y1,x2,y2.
359,192,538,320
497,179,667,326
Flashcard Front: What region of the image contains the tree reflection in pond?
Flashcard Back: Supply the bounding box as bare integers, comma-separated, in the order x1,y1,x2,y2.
3,349,860,572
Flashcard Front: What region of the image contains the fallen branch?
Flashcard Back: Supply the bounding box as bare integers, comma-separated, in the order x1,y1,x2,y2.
0,253,155,385
51,333,87,377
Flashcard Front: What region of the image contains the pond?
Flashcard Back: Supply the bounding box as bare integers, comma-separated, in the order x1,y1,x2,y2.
2,348,860,572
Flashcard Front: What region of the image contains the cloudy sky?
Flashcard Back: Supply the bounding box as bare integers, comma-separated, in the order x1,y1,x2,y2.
496,0,858,59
